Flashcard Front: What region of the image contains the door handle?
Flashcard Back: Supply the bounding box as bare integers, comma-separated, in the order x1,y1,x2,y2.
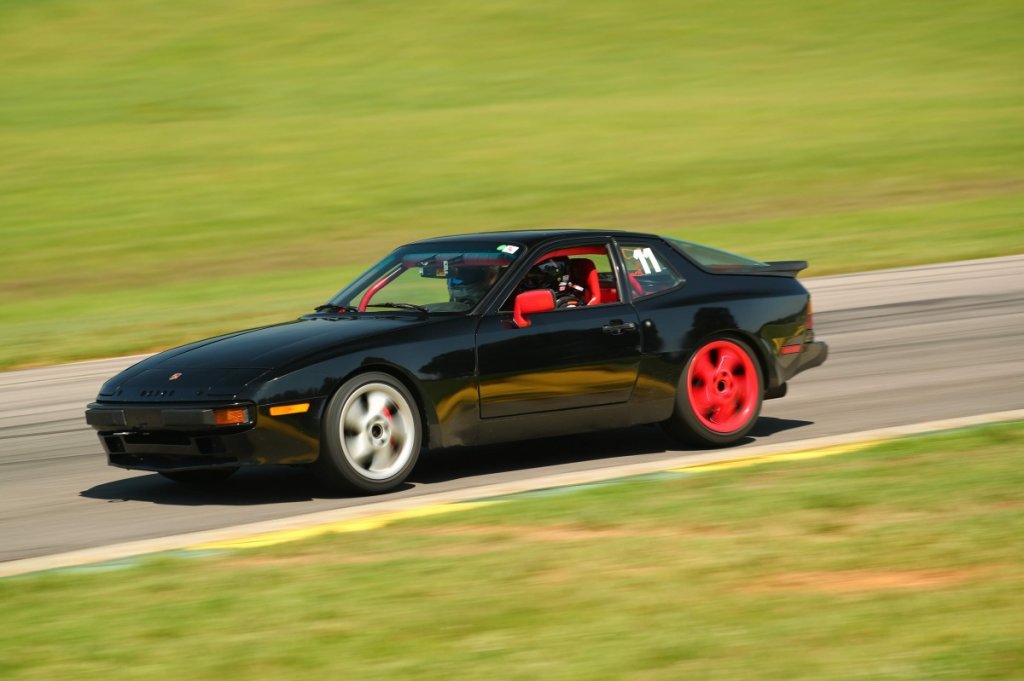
602,320,637,335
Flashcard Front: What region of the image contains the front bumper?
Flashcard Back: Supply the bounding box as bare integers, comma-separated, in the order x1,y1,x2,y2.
85,400,324,472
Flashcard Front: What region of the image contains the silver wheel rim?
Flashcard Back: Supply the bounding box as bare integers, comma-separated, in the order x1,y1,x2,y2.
338,382,416,481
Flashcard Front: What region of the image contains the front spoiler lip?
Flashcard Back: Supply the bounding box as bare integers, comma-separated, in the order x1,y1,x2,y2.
108,452,243,472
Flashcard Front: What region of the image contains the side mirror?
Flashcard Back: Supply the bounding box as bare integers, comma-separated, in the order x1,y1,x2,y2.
513,289,555,328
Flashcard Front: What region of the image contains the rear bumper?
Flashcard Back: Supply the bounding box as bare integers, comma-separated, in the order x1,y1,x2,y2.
789,340,828,378
800,340,828,370
85,400,324,472
774,339,829,387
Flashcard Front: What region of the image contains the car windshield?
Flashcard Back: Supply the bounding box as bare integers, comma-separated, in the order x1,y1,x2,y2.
327,241,525,313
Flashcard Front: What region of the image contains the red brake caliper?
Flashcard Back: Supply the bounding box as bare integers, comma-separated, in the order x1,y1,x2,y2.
382,406,396,450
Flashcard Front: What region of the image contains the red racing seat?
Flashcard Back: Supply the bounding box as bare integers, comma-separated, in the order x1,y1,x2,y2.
569,258,602,306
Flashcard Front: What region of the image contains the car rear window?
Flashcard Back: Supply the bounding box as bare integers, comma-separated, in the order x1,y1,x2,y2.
618,243,685,299
668,238,769,270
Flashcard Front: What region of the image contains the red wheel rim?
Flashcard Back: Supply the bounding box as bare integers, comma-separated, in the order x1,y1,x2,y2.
686,340,759,433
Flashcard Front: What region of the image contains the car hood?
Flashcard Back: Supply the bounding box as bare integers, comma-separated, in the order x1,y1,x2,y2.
156,316,422,369
98,316,422,401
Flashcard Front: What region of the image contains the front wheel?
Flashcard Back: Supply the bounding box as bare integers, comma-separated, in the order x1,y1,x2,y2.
311,372,422,494
663,337,763,447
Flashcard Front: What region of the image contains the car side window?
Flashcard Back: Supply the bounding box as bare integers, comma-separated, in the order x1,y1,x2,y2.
500,245,620,311
619,244,684,299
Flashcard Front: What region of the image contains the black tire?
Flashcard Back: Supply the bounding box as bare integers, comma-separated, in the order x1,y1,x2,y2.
159,467,239,484
663,337,764,447
311,372,422,494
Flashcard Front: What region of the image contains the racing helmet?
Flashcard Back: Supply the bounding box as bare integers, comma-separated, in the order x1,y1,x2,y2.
448,266,498,305
521,257,568,290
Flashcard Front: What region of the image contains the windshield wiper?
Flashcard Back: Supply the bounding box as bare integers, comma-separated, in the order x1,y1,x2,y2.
314,303,357,313
365,302,430,314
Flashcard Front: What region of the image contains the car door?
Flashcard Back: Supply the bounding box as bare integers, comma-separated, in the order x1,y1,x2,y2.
475,241,642,419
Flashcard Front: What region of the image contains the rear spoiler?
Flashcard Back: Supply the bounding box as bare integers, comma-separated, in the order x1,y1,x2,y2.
708,260,808,278
762,260,808,276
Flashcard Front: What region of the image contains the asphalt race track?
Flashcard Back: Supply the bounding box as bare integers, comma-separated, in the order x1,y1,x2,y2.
2,255,1022,566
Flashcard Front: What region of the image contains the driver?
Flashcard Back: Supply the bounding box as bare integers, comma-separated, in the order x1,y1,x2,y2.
448,266,500,307
519,258,585,308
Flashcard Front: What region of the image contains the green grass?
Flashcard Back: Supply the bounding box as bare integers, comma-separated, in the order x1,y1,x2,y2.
2,422,1023,680
1,0,1022,368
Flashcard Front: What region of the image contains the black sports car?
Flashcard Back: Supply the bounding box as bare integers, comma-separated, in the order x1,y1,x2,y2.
85,230,827,493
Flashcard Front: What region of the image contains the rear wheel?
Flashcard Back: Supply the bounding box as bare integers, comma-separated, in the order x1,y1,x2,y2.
663,337,763,447
311,372,422,494
159,467,238,484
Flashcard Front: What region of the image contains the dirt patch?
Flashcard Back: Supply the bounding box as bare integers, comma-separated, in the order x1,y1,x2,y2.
219,526,630,571
422,523,636,543
223,522,739,571
988,501,1024,510
226,552,378,569
422,522,740,543
225,542,501,570
744,567,991,594
531,562,663,587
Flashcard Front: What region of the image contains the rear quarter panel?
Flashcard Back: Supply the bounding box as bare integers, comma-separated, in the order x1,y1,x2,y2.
631,248,810,420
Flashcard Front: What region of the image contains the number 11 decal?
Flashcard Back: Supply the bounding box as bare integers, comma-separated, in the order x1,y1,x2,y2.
632,247,663,275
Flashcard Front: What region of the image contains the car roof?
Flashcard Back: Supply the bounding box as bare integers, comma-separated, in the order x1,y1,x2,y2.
406,229,660,249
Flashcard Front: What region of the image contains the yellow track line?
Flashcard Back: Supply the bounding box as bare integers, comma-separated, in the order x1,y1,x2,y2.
193,501,499,551
193,441,883,552
673,440,882,473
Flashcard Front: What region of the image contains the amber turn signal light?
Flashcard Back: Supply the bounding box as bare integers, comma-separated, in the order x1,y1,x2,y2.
269,403,310,417
214,407,250,426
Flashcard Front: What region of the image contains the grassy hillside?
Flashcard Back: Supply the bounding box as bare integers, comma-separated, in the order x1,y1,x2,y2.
1,0,1021,367
2,423,1022,679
